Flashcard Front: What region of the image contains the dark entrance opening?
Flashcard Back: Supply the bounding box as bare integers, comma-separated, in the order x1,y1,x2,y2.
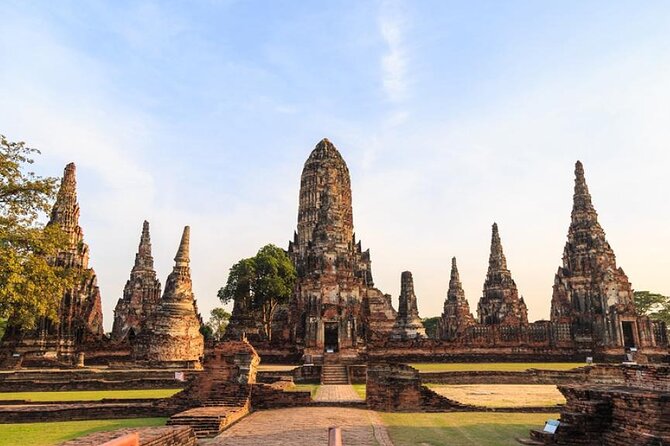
622,321,636,348
324,322,339,352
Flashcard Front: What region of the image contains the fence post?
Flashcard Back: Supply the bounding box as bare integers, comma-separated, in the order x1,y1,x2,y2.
328,426,342,446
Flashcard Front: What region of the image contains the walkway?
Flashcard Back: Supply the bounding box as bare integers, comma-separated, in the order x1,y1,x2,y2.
204,407,393,446
314,384,363,402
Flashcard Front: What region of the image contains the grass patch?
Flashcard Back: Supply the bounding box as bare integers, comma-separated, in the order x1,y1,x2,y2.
351,383,366,399
0,417,167,446
289,384,320,398
426,384,565,407
379,411,557,446
0,389,181,402
411,362,586,372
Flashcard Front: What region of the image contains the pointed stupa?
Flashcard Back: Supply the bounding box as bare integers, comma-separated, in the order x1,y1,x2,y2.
392,271,426,340
136,226,203,366
477,223,528,326
439,257,476,340
3,162,104,355
112,220,162,342
174,225,190,269
48,163,84,249
294,138,353,252
447,257,466,303
550,161,643,349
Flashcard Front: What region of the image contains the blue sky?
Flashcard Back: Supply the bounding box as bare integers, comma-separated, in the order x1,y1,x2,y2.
2,1,670,330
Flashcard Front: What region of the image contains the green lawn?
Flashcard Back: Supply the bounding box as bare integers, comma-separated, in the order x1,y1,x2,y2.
289,384,320,398
411,362,586,372
379,412,557,446
351,383,366,399
0,417,167,446
0,389,181,402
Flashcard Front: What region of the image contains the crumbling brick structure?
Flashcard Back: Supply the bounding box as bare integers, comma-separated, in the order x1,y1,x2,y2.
112,220,162,343
523,364,670,445
1,163,104,363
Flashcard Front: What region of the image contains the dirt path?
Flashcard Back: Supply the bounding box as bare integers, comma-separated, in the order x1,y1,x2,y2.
205,407,393,446
314,384,363,402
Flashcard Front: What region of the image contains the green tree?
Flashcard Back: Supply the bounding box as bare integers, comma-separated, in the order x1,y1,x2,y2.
0,135,75,330
218,244,296,341
422,316,441,339
634,291,670,325
207,307,231,341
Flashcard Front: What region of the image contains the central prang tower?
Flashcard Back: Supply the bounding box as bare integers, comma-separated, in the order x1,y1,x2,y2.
287,139,395,354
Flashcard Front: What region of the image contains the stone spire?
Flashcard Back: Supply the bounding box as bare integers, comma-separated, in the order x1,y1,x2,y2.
43,163,104,350
281,138,396,350
174,226,190,269
136,226,203,366
49,163,80,239
477,223,528,326
293,138,354,256
133,220,154,272
486,223,508,277
447,257,466,302
392,271,426,340
112,220,162,342
439,257,476,340
550,161,640,348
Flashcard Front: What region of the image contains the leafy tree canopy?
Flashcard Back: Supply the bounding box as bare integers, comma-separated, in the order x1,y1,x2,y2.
421,316,441,339
206,307,231,341
218,244,296,340
634,291,670,326
0,135,75,330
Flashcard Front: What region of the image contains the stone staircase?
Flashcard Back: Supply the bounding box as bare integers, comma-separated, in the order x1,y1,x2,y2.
321,364,349,384
168,382,251,438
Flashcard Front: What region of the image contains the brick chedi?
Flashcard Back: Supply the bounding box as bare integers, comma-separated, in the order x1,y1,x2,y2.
438,257,476,340
135,226,204,367
285,138,396,354
391,271,426,340
550,161,663,352
2,163,105,362
477,223,528,326
111,221,162,343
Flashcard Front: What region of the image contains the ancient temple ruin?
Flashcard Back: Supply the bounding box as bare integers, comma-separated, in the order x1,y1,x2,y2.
112,221,162,343
1,163,104,362
550,161,665,352
477,223,528,326
438,257,476,341
285,138,396,355
391,271,426,340
134,226,204,368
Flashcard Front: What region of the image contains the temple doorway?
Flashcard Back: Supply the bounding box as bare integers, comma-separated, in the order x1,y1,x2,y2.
622,321,636,348
324,322,339,353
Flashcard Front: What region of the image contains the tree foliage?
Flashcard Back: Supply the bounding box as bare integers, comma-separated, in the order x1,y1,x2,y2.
206,307,231,341
218,244,296,341
634,291,670,326
421,316,441,339
0,135,75,330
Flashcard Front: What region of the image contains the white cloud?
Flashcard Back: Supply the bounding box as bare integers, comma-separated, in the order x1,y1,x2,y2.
378,0,408,103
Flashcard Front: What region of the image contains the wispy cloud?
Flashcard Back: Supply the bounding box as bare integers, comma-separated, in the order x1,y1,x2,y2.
378,0,408,103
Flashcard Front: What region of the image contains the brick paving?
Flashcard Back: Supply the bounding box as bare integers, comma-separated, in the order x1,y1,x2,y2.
204,407,393,446
314,384,363,402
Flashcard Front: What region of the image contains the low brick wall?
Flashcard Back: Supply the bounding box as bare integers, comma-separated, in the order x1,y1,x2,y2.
0,369,196,392
366,363,475,412
420,368,591,384
58,426,196,446
250,384,311,409
0,401,172,423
